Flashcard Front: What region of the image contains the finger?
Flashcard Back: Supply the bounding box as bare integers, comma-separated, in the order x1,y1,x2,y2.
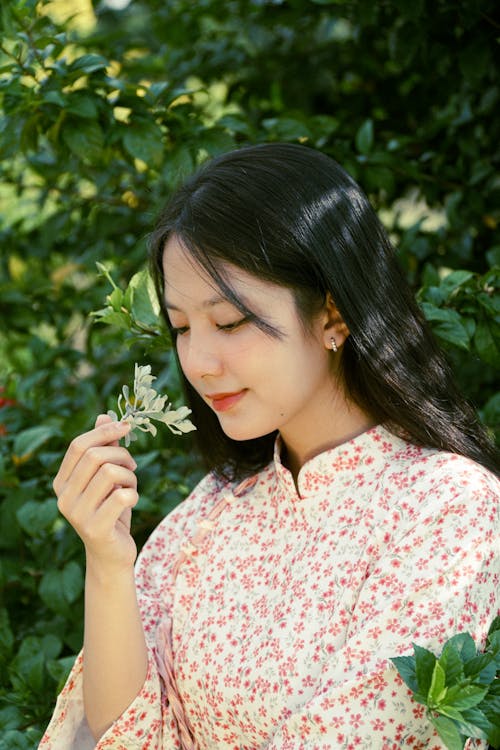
77,487,139,545
58,460,137,521
55,420,131,490
89,461,137,506
61,445,137,499
96,413,120,447
94,487,139,533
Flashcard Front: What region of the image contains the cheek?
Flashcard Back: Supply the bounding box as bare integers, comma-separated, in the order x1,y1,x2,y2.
173,339,191,379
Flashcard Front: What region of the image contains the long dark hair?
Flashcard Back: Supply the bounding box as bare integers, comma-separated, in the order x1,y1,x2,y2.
149,142,499,480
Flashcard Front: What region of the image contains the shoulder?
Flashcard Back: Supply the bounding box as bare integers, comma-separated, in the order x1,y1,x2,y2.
379,438,499,534
401,446,498,497
377,425,498,493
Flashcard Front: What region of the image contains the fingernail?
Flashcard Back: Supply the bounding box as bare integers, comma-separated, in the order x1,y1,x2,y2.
115,421,131,431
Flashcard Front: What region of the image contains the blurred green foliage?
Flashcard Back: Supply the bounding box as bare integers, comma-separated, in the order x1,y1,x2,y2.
0,0,499,744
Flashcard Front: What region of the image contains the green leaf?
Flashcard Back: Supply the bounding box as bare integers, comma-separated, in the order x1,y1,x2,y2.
486,246,500,267
355,119,374,155
13,425,58,461
39,570,69,616
458,707,494,741
66,93,99,119
39,634,63,660
0,729,43,750
391,654,418,693
420,303,461,325
0,608,14,665
480,682,500,721
262,117,312,141
480,392,500,434
440,270,474,294
0,705,25,732
123,120,164,167
108,286,124,312
463,653,496,684
429,714,465,750
428,662,447,705
42,89,67,107
147,81,169,100
414,643,436,696
61,561,84,604
421,263,440,287
487,726,500,749
420,303,471,350
487,616,500,641
163,146,194,186
474,319,500,368
443,683,489,711
68,54,108,74
38,562,83,615
46,655,76,690
198,128,236,156
16,499,58,536
437,704,465,722
217,114,253,137
439,642,465,685
92,309,132,330
477,291,500,316
63,121,104,163
445,633,477,663
10,637,45,692
432,321,470,351
129,268,160,327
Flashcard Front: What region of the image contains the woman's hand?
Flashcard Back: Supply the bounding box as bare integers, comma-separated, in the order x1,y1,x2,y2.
54,414,139,572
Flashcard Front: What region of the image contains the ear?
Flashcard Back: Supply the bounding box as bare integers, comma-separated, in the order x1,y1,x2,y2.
321,293,350,350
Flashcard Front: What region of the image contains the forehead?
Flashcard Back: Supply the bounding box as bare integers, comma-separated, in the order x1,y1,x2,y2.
162,235,292,310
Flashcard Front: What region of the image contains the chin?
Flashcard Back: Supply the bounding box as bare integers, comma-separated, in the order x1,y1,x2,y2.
221,428,263,442
218,419,275,443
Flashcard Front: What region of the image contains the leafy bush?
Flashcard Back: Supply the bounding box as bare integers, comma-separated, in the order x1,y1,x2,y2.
0,0,498,743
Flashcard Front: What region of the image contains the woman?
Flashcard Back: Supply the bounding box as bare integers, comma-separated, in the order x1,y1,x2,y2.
40,143,499,749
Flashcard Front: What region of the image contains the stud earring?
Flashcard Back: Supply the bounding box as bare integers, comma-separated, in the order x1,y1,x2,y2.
330,337,338,353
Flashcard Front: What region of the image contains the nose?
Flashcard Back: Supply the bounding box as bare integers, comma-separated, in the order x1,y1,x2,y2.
179,335,224,381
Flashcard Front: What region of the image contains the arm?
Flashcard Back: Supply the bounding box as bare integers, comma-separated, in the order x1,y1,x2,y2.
54,414,147,741
82,564,148,740
40,434,218,750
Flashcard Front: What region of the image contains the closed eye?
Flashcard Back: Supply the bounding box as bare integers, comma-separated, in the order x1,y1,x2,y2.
170,325,189,336
217,316,252,332
170,316,251,337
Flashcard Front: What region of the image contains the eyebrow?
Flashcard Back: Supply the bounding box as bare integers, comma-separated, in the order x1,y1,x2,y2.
163,294,229,312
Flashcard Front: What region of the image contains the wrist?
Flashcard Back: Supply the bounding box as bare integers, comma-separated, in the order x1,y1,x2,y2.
85,553,136,589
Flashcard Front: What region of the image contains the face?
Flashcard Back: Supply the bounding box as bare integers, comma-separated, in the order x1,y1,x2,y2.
162,236,340,451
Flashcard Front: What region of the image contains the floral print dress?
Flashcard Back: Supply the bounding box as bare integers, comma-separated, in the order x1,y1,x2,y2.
39,425,499,749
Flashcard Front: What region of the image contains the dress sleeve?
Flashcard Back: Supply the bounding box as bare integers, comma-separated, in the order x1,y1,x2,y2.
38,473,221,750
266,461,499,750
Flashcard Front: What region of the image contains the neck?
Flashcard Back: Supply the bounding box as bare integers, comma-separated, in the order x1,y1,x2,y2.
280,399,376,484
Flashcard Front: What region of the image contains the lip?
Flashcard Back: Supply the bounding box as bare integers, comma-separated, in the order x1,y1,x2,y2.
206,390,247,412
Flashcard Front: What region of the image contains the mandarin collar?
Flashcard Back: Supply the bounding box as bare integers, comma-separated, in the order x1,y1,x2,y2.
272,424,406,502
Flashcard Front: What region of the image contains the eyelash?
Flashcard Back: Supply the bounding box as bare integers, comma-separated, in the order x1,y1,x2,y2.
171,317,250,337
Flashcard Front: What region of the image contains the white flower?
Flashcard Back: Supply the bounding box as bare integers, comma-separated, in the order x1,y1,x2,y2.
108,363,196,446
